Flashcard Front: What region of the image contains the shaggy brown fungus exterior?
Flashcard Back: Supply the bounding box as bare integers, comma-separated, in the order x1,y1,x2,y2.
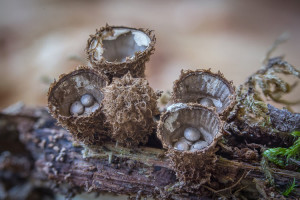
86,25,156,80
157,103,223,184
48,66,110,145
102,72,160,147
173,69,236,117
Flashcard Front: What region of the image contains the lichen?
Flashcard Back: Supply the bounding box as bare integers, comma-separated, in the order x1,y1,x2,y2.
232,57,300,128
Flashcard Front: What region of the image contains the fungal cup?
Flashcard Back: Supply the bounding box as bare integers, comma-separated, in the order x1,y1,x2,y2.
158,103,222,152
48,67,110,145
86,25,156,79
158,103,223,183
173,69,236,116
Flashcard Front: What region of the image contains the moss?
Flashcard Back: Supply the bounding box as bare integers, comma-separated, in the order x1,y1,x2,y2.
282,178,297,197
263,131,300,167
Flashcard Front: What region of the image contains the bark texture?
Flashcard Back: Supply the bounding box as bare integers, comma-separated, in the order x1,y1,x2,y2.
0,106,299,199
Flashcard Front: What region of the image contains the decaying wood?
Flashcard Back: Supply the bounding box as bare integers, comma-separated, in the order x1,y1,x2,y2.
1,105,299,199
268,104,300,132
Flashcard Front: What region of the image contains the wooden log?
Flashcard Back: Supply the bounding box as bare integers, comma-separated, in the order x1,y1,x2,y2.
1,106,299,199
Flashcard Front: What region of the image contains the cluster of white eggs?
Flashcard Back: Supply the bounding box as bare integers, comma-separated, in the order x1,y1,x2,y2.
69,93,100,116
198,97,222,108
174,127,209,151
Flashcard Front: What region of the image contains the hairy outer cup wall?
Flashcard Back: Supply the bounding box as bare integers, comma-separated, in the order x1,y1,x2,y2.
102,72,160,147
47,66,110,145
86,25,156,80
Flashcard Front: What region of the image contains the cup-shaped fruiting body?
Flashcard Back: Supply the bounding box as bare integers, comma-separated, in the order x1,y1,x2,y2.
48,66,110,145
102,72,160,147
157,103,223,184
173,69,236,117
86,25,156,80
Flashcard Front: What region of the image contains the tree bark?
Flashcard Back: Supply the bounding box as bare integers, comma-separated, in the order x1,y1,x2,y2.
1,106,299,199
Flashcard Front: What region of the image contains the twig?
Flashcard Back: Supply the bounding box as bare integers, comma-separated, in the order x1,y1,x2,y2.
262,32,289,65
203,170,249,194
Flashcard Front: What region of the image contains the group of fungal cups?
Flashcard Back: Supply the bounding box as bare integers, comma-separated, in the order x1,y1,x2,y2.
48,25,157,145
158,69,236,154
48,25,236,156
70,94,100,116
155,70,235,183
47,24,237,184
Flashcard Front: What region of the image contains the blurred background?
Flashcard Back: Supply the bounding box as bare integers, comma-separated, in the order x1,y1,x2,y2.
1,0,300,111
0,2,300,199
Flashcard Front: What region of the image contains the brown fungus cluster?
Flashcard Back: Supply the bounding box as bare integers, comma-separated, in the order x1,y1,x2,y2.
158,103,223,184
86,25,156,80
47,66,110,145
48,25,157,147
102,72,160,147
47,25,238,185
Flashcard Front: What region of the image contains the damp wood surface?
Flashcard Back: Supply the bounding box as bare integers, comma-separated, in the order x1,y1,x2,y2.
1,105,299,199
